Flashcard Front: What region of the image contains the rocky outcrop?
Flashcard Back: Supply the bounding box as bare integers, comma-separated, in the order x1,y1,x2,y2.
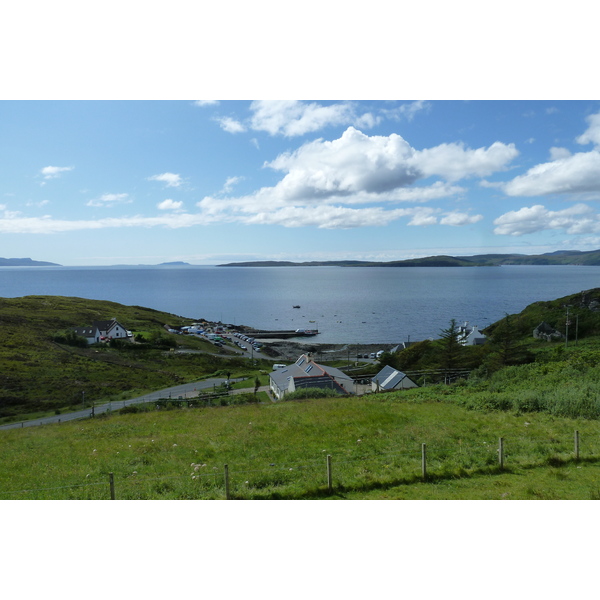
578,289,600,311
533,321,564,342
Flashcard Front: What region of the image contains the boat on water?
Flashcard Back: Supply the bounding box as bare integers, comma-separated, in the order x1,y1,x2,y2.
293,305,301,308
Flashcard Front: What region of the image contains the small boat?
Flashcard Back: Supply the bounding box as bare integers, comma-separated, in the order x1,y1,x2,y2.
293,305,301,308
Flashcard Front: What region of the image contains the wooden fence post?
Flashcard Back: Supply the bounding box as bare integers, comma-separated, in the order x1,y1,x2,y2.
574,430,580,461
421,443,427,481
498,437,504,470
224,464,230,500
327,454,333,493
109,472,115,500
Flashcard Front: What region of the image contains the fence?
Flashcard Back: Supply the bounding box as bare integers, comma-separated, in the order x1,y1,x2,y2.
0,430,594,500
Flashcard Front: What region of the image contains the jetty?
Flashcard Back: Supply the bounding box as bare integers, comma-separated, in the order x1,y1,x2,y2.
247,329,319,339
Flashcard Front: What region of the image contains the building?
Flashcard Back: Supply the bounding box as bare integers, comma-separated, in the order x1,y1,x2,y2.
269,354,354,400
371,365,418,392
458,322,487,346
73,318,130,344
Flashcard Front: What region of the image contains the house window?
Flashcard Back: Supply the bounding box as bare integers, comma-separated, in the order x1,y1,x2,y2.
305,365,313,373
296,357,305,366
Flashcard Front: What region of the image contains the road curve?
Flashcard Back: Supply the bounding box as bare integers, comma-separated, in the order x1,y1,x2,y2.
0,377,242,431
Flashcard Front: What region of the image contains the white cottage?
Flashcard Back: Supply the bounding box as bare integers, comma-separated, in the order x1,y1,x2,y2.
73,318,130,344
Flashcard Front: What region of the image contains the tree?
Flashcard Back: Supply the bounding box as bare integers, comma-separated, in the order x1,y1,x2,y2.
438,318,463,371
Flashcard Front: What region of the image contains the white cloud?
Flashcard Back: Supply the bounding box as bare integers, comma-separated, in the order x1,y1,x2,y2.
194,100,219,106
87,193,131,207
383,101,431,122
0,212,213,234
148,172,183,188
415,141,519,181
157,199,184,211
440,212,484,226
576,112,600,147
248,100,378,137
493,203,598,236
504,151,600,196
222,176,243,193
549,147,571,160
217,117,247,134
191,127,517,229
41,165,73,179
242,205,440,229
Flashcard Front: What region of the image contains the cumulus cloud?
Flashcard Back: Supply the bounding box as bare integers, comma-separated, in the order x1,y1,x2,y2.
41,165,73,179
157,199,184,211
194,100,219,106
504,151,600,197
440,212,484,226
148,172,183,188
415,141,519,181
87,193,131,207
502,112,600,198
217,117,246,133
191,127,516,229
576,112,600,146
493,203,599,236
247,100,381,137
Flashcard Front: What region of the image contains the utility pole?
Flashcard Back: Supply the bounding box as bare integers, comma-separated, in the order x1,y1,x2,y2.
565,307,570,349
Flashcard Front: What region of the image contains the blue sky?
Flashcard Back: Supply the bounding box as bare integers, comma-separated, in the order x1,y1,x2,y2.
3,100,600,265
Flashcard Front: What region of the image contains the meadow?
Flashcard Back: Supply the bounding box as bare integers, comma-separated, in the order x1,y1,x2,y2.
2,391,599,500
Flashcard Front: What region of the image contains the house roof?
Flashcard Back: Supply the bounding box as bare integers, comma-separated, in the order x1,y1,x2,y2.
372,365,413,390
270,354,352,393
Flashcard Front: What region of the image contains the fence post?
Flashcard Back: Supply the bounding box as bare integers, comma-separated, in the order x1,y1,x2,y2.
574,430,580,461
498,437,504,470
327,454,333,493
224,464,230,500
109,472,116,500
421,443,427,481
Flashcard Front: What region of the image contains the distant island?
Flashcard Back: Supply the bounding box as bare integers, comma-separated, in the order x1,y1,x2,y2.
218,249,600,268
0,257,61,267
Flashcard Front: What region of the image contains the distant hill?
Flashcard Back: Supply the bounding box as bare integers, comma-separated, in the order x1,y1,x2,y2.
0,257,61,266
218,250,600,267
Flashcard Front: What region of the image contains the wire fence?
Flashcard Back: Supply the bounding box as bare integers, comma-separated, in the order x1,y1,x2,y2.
0,430,595,500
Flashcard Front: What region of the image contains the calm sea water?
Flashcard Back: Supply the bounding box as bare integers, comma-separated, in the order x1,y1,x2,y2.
1,265,599,344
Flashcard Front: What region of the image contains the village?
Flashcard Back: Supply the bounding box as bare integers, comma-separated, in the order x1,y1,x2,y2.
70,315,491,402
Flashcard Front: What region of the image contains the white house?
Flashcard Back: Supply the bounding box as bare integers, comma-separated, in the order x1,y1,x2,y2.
269,354,355,400
458,322,487,346
371,365,418,392
73,318,130,344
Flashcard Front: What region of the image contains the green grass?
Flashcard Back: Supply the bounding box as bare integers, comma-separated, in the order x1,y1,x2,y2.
0,295,271,420
1,393,598,500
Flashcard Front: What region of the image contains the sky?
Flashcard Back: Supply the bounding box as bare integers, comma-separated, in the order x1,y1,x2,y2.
3,99,600,265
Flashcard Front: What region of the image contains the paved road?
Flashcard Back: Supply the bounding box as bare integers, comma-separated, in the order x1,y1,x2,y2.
0,377,244,431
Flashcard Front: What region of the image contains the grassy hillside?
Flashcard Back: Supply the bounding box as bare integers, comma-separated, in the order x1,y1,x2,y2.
0,295,266,420
1,393,600,499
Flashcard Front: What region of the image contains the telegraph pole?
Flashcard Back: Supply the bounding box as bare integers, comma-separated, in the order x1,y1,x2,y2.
565,307,570,348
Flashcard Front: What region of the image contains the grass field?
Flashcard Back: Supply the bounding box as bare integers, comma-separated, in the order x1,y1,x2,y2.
2,392,599,500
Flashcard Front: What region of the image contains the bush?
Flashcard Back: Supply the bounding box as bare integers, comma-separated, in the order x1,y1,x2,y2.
284,388,340,401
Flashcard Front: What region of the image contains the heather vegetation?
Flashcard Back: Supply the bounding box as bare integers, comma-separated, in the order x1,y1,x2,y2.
0,295,271,421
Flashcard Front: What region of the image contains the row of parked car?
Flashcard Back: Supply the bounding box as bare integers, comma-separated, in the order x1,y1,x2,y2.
233,332,262,353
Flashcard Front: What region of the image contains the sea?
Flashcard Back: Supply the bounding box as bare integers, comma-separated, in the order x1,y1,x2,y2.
1,264,600,344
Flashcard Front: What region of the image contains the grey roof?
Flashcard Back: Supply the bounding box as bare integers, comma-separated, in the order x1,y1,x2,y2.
372,365,414,390
270,354,352,394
